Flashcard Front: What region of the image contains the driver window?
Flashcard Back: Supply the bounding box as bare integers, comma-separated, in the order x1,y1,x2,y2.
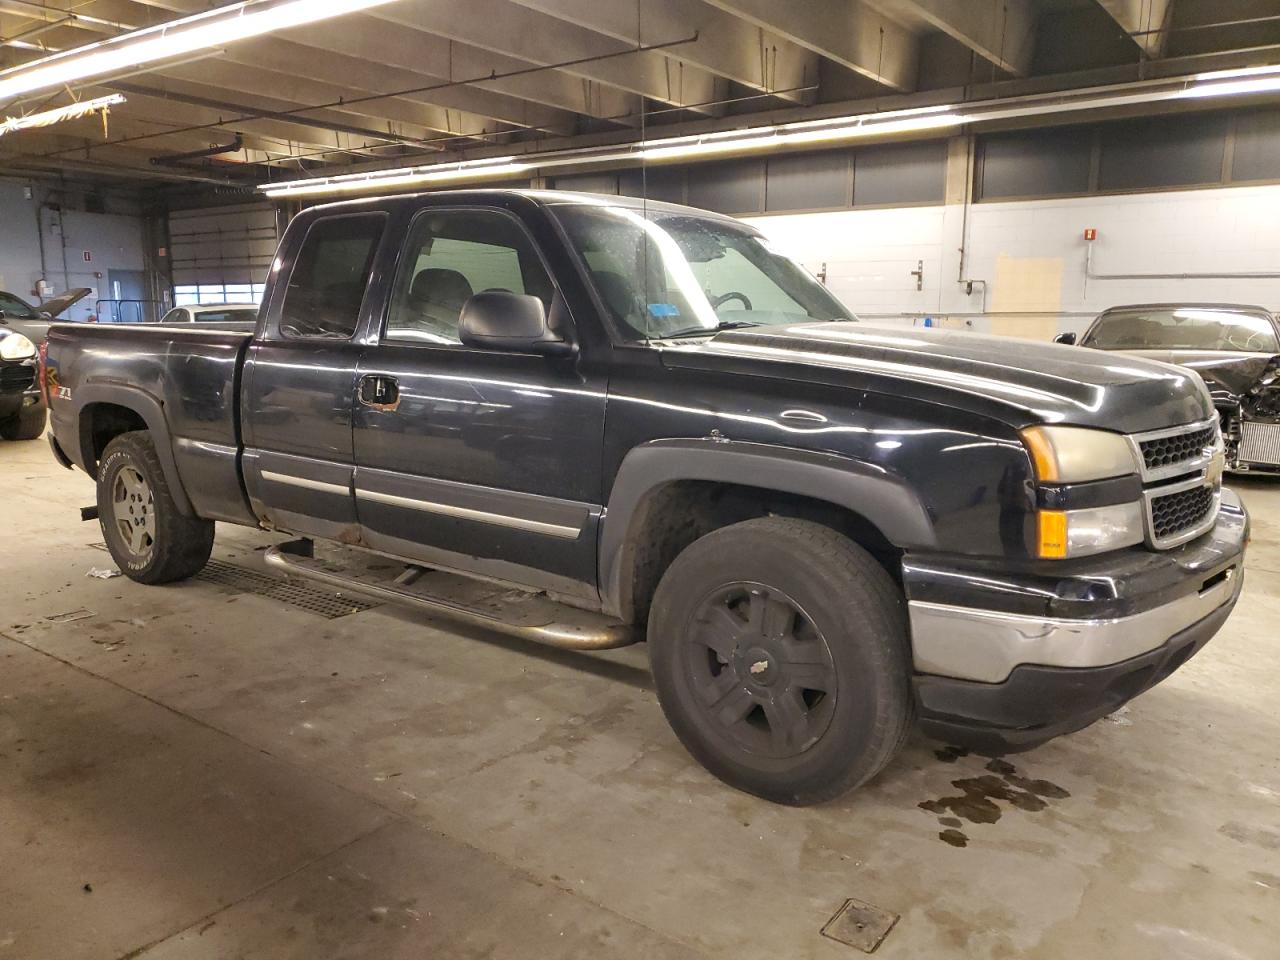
385,209,553,344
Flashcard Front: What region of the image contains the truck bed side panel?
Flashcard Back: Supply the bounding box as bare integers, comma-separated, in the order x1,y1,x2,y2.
47,324,256,525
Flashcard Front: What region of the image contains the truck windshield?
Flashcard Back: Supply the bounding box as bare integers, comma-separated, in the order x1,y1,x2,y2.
552,203,852,340
0,291,39,320
1083,307,1280,352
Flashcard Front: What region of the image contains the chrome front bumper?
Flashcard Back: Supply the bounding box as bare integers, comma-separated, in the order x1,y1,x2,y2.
908,487,1248,684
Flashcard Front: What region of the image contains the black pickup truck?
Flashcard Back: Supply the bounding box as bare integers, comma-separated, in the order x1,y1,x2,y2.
45,190,1248,804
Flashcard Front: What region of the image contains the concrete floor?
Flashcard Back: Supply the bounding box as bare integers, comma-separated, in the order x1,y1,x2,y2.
2,433,1278,960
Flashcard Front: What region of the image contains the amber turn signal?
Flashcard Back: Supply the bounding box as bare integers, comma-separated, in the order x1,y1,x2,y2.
1037,510,1069,559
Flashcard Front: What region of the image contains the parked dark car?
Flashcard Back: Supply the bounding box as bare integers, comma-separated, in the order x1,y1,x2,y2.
44,191,1247,804
0,291,49,441
1057,304,1280,474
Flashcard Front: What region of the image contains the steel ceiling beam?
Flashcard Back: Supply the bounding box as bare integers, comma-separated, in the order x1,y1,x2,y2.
1094,0,1174,57
281,15,639,123
701,0,918,92
874,0,1037,77
508,0,819,103
367,0,724,115
105,83,413,153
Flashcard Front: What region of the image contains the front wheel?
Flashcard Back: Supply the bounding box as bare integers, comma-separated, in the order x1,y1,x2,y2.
0,402,46,441
97,431,214,584
647,517,912,805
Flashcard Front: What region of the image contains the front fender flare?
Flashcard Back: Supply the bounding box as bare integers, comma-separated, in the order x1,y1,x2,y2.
599,439,937,619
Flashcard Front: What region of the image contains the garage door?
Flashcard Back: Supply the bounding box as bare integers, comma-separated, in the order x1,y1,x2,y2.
168,203,278,306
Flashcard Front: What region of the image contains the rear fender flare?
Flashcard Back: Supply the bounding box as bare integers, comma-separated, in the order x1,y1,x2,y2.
599,439,937,619
73,384,195,516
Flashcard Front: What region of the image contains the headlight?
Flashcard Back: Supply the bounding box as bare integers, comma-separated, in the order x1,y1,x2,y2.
1036,502,1146,559
1022,426,1144,559
0,333,36,360
1021,425,1137,483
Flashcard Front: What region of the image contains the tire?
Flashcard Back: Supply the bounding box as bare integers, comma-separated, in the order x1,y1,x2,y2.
97,431,214,584
0,402,46,441
647,516,912,805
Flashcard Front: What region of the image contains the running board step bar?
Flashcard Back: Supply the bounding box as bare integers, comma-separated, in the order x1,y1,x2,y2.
263,541,637,651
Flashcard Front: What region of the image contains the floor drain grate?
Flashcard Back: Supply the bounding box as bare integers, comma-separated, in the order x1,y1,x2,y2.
821,898,899,953
197,559,380,619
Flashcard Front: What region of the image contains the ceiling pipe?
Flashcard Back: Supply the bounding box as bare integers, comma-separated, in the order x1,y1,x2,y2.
150,133,243,165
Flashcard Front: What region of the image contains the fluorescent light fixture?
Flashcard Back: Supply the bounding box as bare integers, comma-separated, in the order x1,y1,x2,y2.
258,54,1280,200
0,0,395,102
0,93,124,138
1191,64,1280,82
1177,75,1280,100
264,158,534,199
262,109,967,197
638,112,965,161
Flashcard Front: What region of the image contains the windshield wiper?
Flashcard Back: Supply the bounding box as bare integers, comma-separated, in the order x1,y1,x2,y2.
650,319,760,340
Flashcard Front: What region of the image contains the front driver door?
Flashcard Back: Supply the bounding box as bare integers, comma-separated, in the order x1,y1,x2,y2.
352,206,607,602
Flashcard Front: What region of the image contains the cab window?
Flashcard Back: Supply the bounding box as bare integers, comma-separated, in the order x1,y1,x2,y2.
280,214,386,340
384,209,553,345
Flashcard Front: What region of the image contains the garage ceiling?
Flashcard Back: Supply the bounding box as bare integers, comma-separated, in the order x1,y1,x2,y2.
1,0,1278,191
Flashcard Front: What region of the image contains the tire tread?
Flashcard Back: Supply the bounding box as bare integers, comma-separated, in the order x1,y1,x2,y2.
648,516,913,805
97,431,214,584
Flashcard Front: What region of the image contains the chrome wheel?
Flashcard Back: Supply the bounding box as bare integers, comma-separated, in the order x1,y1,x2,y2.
684,582,838,760
112,466,156,559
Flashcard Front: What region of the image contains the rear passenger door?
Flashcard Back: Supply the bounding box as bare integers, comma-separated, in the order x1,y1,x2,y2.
242,212,387,539
352,206,607,602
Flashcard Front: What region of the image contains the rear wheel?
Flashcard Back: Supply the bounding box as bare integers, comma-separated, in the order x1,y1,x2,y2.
97,431,214,584
0,402,46,441
647,517,912,805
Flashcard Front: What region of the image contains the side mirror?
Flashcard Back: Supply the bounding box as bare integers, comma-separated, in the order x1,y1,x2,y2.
1053,332,1077,345
459,291,572,356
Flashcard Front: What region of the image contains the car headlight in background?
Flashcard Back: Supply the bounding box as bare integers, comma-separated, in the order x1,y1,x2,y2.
0,333,37,360
1020,425,1138,482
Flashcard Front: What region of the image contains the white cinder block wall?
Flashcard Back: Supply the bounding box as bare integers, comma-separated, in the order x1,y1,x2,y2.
743,182,1280,340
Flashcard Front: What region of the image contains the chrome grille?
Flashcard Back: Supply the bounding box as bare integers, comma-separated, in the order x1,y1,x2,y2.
1139,424,1217,473
1128,418,1224,549
1239,421,1280,467
1150,484,1215,541
1128,417,1222,484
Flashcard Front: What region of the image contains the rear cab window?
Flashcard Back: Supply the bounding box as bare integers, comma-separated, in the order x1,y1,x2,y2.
280,214,386,340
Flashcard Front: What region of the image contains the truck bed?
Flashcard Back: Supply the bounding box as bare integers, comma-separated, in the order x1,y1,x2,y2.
46,322,256,525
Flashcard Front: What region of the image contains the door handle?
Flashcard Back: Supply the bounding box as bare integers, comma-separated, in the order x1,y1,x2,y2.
358,374,399,407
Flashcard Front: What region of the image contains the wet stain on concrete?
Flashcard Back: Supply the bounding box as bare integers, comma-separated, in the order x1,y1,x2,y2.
918,756,1071,846
1220,821,1280,850
934,745,970,763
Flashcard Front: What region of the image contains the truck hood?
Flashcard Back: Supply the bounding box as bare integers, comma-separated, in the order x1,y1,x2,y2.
662,321,1213,433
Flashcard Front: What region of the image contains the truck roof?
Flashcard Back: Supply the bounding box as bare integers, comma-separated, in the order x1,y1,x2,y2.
305,188,747,227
